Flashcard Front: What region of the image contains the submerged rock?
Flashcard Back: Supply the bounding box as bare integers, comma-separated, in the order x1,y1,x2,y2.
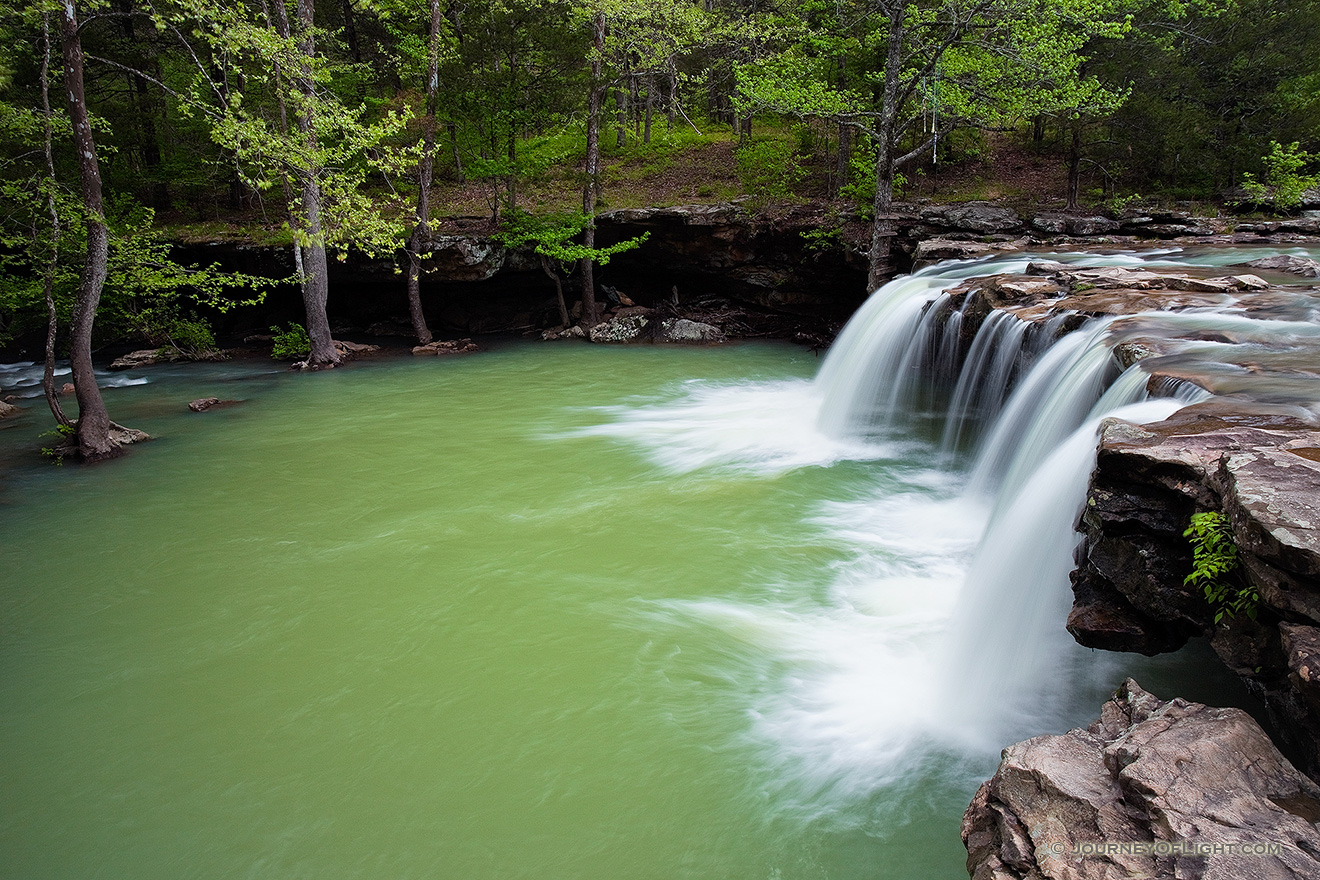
188,397,241,412
963,679,1320,880
333,339,381,358
412,338,479,356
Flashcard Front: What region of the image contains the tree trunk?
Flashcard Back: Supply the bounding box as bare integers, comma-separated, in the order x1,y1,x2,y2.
542,255,569,327
340,0,361,63
294,0,339,366
615,86,628,148
40,14,68,428
580,11,605,328
643,73,653,144
867,4,906,293
1066,122,1082,211
405,0,442,345
60,1,118,461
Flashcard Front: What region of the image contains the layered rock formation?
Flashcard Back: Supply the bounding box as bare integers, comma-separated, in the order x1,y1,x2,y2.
963,679,1320,880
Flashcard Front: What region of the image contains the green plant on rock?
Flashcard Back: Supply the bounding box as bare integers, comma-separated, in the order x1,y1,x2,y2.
270,324,311,361
1184,511,1257,624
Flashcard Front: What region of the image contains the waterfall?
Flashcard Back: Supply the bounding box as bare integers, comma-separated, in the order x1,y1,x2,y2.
811,254,1209,749
593,250,1301,797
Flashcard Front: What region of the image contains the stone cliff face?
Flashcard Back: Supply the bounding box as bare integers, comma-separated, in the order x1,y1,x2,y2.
963,679,1320,880
158,201,1320,345
1071,406,1320,779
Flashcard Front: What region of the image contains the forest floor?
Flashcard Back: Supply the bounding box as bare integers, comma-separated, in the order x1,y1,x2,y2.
159,124,1128,243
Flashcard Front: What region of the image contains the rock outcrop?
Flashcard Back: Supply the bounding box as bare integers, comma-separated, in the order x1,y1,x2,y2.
963,679,1320,880
1236,255,1320,278
109,349,166,370
1071,404,1320,777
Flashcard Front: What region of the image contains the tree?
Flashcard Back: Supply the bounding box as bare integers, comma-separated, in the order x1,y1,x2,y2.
734,0,1135,289
493,208,648,327
58,0,120,459
163,0,408,367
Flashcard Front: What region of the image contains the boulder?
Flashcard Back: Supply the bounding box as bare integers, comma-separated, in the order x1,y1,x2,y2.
963,679,1320,880
1236,255,1320,278
108,423,150,446
412,338,479,356
541,325,587,341
588,313,649,344
59,383,74,395
1068,215,1122,236
658,318,725,344
108,349,164,370
0,400,19,419
920,201,1023,233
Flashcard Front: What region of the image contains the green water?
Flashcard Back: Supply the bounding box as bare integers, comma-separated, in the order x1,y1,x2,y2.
0,342,1247,879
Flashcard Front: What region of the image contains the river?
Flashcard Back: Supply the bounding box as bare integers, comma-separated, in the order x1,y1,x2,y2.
3,246,1309,878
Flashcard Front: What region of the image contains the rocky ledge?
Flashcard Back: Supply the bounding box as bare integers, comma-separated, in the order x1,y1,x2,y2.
963,679,1320,880
1071,404,1320,779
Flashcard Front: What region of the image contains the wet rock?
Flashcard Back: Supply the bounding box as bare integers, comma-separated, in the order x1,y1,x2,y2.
920,201,1023,233
1237,255,1320,278
541,325,586,341
1137,222,1217,238
108,423,150,446
412,338,479,356
0,400,19,419
1071,405,1320,777
59,383,74,395
333,339,381,358
963,679,1320,880
913,238,1026,268
657,318,725,344
108,349,165,370
1068,215,1122,236
588,312,650,343
188,397,241,412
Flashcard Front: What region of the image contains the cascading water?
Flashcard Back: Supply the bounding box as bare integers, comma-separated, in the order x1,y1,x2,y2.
590,246,1319,799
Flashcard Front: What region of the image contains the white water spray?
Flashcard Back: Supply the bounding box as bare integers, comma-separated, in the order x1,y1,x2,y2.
588,249,1317,808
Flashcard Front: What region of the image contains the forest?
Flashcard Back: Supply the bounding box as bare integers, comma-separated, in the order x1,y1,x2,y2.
1,0,1318,458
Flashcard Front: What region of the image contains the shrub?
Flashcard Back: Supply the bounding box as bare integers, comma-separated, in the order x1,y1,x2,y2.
1184,511,1257,623
270,323,311,360
1239,141,1318,212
